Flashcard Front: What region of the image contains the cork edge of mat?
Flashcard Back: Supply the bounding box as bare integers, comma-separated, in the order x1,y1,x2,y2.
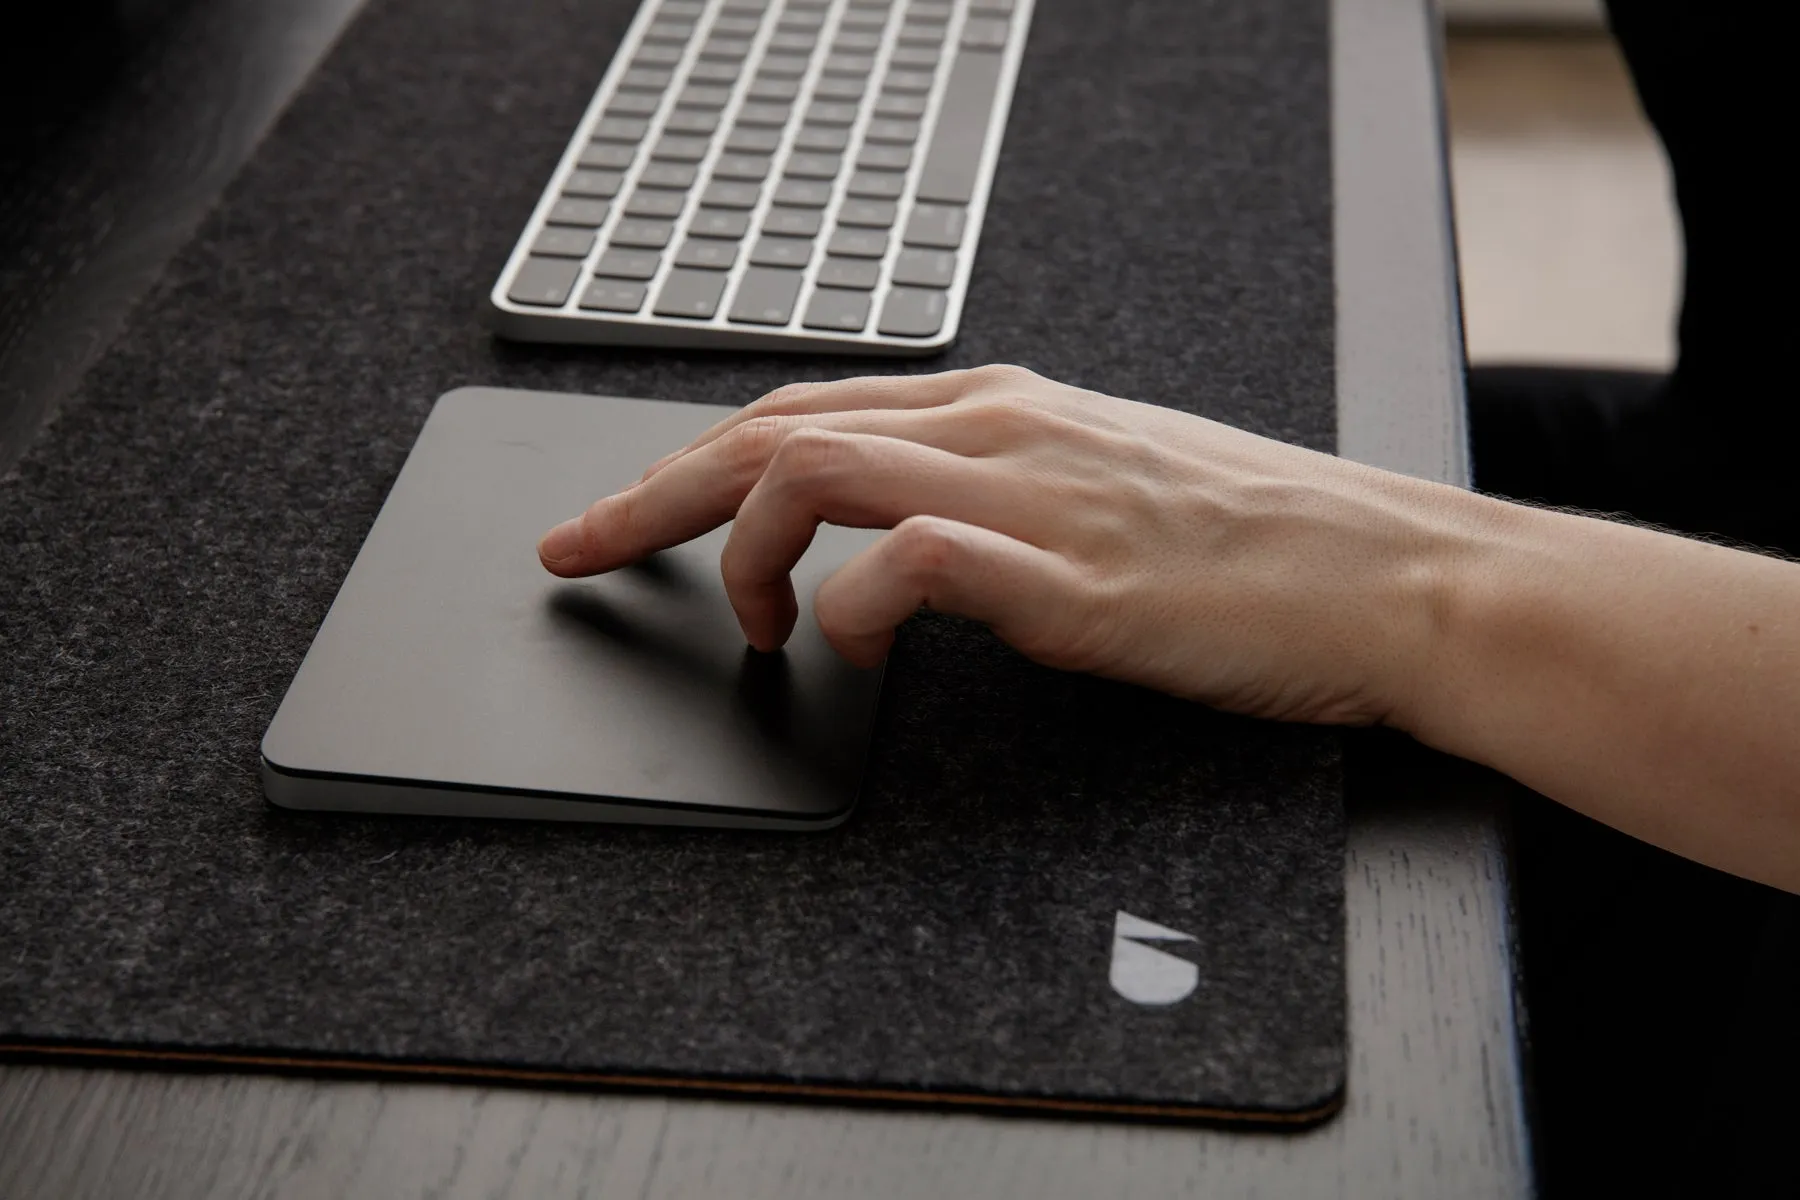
0,1040,1345,1129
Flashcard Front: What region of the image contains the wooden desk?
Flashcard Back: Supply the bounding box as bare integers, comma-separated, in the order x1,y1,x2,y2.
0,1,1531,1194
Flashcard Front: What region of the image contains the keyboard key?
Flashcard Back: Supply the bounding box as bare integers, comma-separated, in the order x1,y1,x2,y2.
660,0,707,17
579,279,648,312
563,169,624,197
644,20,695,43
816,257,880,289
655,269,729,319
621,67,673,91
805,101,860,126
824,53,875,76
688,60,742,84
884,69,935,93
773,179,833,207
738,102,792,126
749,76,800,102
839,10,888,30
678,84,733,109
837,198,897,227
891,46,939,69
532,227,595,257
701,179,762,208
579,142,636,170
763,207,822,237
548,197,611,226
750,235,814,268
594,116,649,142
608,92,662,116
690,208,751,238
653,135,712,162
639,162,697,189
874,92,927,119
897,23,943,45
794,125,848,152
904,202,967,247
827,228,888,258
845,170,904,199
759,54,811,79
712,155,771,181
633,43,684,67
834,30,880,52
878,286,948,337
865,118,919,144
814,76,865,100
595,247,663,279
611,219,675,248
916,50,1003,204
785,153,841,180
912,0,954,20
675,238,739,270
625,189,687,219
729,267,804,325
891,246,956,287
701,37,753,60
508,257,580,306
665,109,720,135
769,31,818,53
803,287,872,332
722,0,773,10
961,18,1010,50
712,14,763,36
778,10,825,30
727,126,782,154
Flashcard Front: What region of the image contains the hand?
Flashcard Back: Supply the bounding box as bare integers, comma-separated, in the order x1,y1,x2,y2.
537,365,1492,727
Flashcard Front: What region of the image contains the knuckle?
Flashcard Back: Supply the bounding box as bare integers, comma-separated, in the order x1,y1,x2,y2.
753,381,817,414
889,516,962,580
767,426,849,483
720,415,788,475
966,363,1037,391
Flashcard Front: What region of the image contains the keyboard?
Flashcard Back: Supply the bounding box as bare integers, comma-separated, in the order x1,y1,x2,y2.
489,0,1033,355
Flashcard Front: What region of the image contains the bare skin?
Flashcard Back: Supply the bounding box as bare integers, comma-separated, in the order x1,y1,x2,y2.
537,365,1800,893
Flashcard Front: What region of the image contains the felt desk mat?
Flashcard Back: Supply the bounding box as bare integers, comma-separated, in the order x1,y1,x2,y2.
0,0,1341,1121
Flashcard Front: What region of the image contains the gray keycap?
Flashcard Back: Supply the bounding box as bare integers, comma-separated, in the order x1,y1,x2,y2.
664,109,719,135
675,238,740,270
839,10,888,30
816,257,881,290
903,202,967,248
508,257,580,306
625,189,687,219
579,279,648,313
701,180,762,208
677,84,732,109
729,267,804,325
594,116,649,142
837,198,897,227
845,170,904,199
548,197,611,226
833,30,880,52
653,134,711,162
639,162,697,189
805,101,860,126
661,0,706,16
824,53,875,76
890,46,939,69
891,246,956,287
608,92,661,116
897,23,942,45
688,59,742,84
785,153,842,180
700,37,752,60
857,144,912,171
773,178,833,207
874,92,927,118
961,18,1010,49
763,207,822,237
911,0,953,19
579,142,636,169
769,31,817,53
712,154,770,181
915,50,1003,204
865,118,919,144
722,0,772,10
655,269,729,319
878,286,949,337
794,125,848,152
814,76,865,100
611,219,675,248
778,10,825,29
621,67,673,91
750,236,814,268
563,169,624,197
827,228,888,258
727,126,782,154
748,76,800,102
759,54,811,78
594,247,663,279
643,21,695,43
803,287,872,333
690,208,751,238
712,14,762,36
532,226,595,258
633,43,684,67
884,69,934,94
738,102,792,126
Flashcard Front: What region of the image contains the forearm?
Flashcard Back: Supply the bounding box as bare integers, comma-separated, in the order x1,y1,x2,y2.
1399,496,1800,891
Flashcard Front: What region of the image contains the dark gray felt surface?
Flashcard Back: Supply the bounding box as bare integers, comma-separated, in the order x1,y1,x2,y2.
0,0,1341,1118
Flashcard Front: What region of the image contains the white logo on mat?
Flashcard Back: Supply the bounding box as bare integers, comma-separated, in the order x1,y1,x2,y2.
1109,910,1198,1006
